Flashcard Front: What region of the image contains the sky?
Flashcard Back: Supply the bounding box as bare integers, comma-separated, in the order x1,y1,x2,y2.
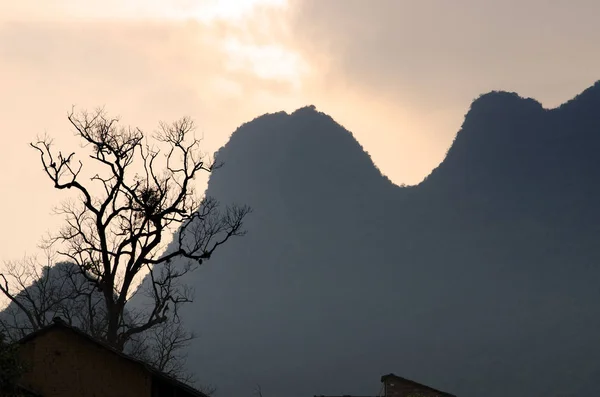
1,0,600,262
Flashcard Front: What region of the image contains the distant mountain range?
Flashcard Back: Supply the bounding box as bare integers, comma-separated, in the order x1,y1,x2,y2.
7,81,600,397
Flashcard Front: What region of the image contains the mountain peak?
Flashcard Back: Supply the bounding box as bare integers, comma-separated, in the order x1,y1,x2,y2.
422,81,600,197
290,104,318,114
208,105,393,208
467,90,543,115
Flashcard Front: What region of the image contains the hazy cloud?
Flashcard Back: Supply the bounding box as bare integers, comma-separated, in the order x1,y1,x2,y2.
286,0,600,109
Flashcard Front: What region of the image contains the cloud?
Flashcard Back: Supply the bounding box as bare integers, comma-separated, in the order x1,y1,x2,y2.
285,0,600,109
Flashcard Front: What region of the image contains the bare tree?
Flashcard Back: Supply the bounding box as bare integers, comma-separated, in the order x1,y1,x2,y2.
0,108,250,359
127,318,194,377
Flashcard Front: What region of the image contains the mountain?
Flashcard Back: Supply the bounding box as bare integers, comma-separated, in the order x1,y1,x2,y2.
37,82,600,397
156,84,600,397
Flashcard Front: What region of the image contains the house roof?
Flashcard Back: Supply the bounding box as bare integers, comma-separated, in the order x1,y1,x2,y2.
380,373,456,397
18,317,209,397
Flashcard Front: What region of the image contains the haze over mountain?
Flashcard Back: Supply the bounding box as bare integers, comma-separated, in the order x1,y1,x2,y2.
157,81,600,397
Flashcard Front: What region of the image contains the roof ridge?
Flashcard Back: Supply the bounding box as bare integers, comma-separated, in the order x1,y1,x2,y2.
380,373,456,397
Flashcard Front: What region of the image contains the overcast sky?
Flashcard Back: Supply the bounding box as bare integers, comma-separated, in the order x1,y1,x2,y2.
1,0,600,262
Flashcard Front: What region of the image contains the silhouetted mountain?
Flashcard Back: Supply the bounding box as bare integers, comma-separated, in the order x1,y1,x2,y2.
90,83,600,396
152,85,600,397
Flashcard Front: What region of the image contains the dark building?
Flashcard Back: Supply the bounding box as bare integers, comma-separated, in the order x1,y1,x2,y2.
315,373,456,397
6,317,207,397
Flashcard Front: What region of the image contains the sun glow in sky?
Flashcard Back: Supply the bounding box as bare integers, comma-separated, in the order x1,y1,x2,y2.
163,0,288,21
222,37,309,88
139,0,306,93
